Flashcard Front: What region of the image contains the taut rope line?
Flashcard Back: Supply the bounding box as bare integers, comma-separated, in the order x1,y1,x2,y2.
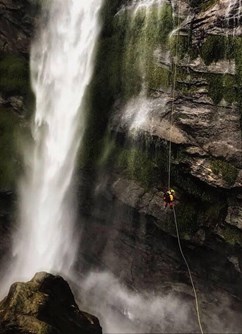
167,1,204,333
173,207,204,334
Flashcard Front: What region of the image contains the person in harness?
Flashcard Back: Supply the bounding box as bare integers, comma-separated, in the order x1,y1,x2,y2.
163,189,175,209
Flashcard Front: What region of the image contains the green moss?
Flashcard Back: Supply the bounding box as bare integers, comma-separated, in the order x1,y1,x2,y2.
211,159,238,185
116,147,159,188
176,69,237,103
147,65,171,91
199,35,235,65
200,35,227,65
120,3,174,96
192,72,237,105
80,2,174,167
0,108,23,189
206,74,224,104
176,67,190,81
0,54,29,96
220,225,242,246
156,3,174,44
176,68,198,96
169,35,190,59
234,37,242,125
223,74,237,104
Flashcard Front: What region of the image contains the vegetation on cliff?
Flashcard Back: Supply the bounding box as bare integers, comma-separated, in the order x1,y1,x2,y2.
79,0,242,247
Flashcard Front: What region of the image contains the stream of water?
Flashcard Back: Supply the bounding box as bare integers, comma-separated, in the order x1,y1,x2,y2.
3,0,103,289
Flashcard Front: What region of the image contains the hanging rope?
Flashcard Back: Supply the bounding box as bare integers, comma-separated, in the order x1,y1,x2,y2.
167,2,204,333
173,207,204,334
168,38,179,189
168,5,179,190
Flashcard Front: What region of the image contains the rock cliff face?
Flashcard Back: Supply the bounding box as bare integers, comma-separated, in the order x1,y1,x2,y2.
0,272,102,334
0,0,242,331
77,0,242,330
81,0,242,250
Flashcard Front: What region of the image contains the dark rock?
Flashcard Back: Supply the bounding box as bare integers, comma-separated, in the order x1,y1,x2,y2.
0,0,37,54
0,95,24,115
77,188,242,332
0,272,102,334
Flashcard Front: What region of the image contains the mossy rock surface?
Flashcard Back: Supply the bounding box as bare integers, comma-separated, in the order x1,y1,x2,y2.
0,54,29,96
0,272,102,334
80,2,174,167
0,108,23,190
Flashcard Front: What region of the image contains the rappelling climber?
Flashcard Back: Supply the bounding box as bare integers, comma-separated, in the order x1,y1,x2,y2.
163,189,175,209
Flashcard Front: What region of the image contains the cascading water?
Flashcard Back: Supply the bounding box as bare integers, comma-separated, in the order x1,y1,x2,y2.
3,0,103,287
114,0,170,135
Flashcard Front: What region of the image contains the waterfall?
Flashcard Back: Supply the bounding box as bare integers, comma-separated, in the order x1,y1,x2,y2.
4,0,103,286
113,0,170,136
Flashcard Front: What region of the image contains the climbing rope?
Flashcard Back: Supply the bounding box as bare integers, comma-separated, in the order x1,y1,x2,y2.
168,4,179,190
173,207,204,334
167,2,204,333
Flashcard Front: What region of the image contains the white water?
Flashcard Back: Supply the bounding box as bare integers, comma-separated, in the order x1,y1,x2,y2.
4,0,103,287
121,0,164,11
117,0,166,136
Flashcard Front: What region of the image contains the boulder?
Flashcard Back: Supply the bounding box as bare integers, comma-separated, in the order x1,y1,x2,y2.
0,272,102,334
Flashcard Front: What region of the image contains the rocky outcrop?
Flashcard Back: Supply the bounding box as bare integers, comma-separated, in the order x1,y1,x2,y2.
0,272,102,334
